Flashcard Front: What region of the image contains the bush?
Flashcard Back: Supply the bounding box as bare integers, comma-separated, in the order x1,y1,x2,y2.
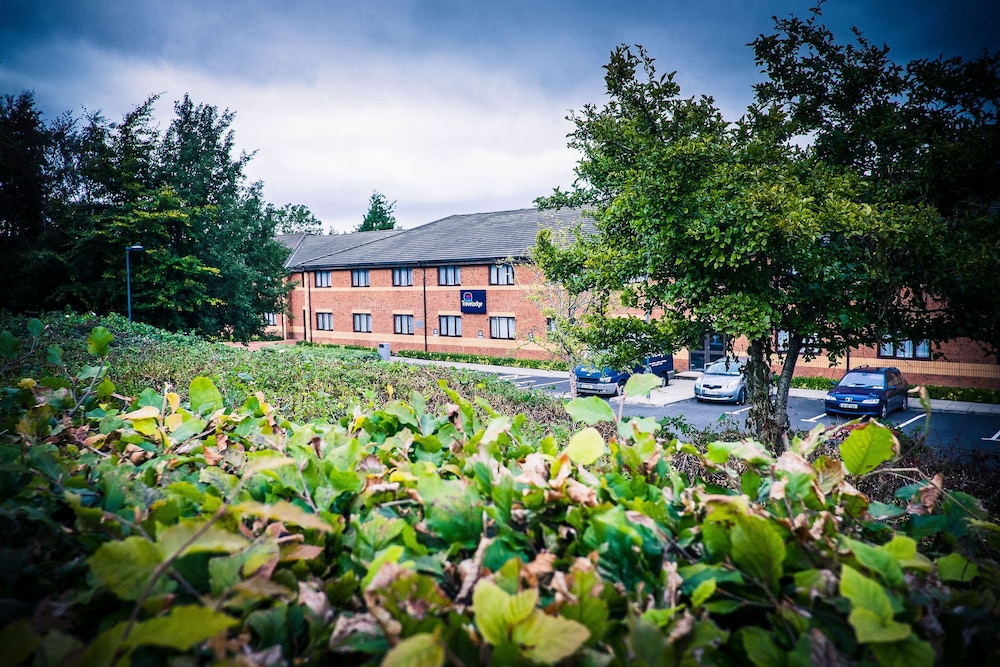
1,317,998,666
396,348,569,372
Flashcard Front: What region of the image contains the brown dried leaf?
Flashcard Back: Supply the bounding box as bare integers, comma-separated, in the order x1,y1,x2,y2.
565,478,598,506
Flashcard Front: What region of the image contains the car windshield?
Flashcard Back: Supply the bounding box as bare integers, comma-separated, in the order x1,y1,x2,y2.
705,360,741,376
838,372,885,389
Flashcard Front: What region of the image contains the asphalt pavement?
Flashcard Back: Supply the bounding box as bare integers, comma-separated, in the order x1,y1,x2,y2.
391,356,1000,416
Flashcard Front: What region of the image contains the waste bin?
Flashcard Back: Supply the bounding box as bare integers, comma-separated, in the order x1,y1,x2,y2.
377,342,391,361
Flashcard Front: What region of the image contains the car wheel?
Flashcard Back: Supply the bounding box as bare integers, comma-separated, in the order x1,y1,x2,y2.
901,395,908,412
879,402,889,420
616,382,626,396
736,388,747,405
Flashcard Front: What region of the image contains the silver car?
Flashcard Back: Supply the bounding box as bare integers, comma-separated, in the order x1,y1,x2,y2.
694,359,747,404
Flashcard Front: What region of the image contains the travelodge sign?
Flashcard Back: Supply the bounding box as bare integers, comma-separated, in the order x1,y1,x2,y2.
460,290,486,314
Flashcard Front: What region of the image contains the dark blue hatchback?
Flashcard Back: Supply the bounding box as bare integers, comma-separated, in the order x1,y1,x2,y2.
824,366,909,420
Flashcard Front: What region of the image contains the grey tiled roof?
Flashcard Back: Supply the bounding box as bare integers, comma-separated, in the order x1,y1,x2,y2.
280,208,594,270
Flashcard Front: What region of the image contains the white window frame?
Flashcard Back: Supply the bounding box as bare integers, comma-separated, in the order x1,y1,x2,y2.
263,312,277,326
351,269,370,287
315,271,332,288
490,263,515,285
490,316,516,340
316,312,333,331
353,313,372,333
438,265,461,286
392,267,413,287
394,314,414,335
879,339,931,360
439,315,462,337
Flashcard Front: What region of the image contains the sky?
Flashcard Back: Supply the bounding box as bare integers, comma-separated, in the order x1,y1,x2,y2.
3,1,998,233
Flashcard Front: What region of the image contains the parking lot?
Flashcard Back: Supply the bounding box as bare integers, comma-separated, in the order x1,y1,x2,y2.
490,368,1000,460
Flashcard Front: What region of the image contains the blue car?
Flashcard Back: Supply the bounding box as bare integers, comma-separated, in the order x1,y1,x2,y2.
824,366,909,420
574,354,674,396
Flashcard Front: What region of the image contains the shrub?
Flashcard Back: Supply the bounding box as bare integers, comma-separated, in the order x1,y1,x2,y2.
1,318,997,666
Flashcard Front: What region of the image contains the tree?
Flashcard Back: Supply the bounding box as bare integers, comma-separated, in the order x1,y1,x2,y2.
0,92,68,312
267,202,325,235
752,4,1000,353
536,45,937,447
157,94,291,339
356,190,397,232
524,225,604,398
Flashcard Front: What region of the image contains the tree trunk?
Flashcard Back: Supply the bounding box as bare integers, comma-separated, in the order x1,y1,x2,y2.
745,335,803,452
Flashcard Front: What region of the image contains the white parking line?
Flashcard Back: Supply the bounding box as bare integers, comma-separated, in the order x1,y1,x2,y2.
897,414,926,429
499,374,526,381
801,413,828,423
725,407,751,415
983,429,1000,442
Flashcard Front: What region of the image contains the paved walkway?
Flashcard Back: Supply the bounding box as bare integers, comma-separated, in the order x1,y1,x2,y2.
390,356,1000,416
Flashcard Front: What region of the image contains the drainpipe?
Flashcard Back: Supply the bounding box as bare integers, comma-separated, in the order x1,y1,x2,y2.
304,270,312,343
421,263,429,352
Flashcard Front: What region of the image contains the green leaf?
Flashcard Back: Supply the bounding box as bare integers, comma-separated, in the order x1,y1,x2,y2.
848,608,911,643
565,427,607,465
839,422,897,475
690,578,716,607
0,620,40,667
731,515,785,592
706,440,775,466
156,520,249,558
0,330,18,360
624,373,661,398
936,553,978,582
512,610,590,664
189,376,224,414
839,565,893,619
868,501,906,520
869,635,936,667
473,580,511,645
565,396,616,425
46,343,64,365
86,326,114,357
382,633,445,667
27,318,44,337
741,626,786,667
88,536,168,601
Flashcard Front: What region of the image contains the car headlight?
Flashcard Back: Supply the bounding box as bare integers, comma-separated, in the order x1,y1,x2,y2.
861,398,880,405
599,375,611,383
825,393,836,400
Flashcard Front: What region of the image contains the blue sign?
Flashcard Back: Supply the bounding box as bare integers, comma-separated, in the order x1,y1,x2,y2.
460,289,486,314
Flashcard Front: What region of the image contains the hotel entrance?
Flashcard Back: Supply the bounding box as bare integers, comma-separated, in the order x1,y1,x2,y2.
688,332,727,371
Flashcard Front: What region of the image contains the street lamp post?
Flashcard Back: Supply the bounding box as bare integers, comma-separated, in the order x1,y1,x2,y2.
126,245,144,322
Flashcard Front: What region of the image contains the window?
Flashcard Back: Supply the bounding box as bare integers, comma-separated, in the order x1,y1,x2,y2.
351,269,370,287
394,314,414,335
776,331,821,355
546,318,558,332
263,312,277,326
353,313,372,333
439,315,462,337
315,271,331,288
393,268,413,287
490,263,515,285
438,265,461,286
879,339,931,360
316,312,333,330
490,316,516,340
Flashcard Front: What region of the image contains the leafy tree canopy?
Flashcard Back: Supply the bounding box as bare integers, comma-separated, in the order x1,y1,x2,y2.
536,43,941,446
751,3,1000,354
356,189,398,232
0,92,291,341
267,202,326,235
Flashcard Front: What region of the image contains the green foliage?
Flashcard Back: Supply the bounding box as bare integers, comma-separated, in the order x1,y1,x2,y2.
1,317,998,666
536,43,937,446
0,92,291,341
355,189,398,232
396,348,569,372
790,376,837,391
